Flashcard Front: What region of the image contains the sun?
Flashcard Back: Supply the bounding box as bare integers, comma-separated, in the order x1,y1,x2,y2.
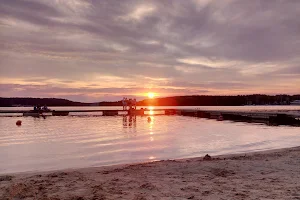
147,92,155,99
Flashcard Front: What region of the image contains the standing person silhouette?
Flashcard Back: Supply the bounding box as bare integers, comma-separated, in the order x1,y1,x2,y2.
133,98,137,109
128,98,132,110
122,97,126,110
124,98,128,110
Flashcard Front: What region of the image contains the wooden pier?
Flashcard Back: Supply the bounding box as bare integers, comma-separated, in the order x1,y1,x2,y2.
175,109,300,126
0,109,299,126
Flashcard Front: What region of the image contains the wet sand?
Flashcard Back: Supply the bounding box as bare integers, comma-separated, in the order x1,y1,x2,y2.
1,146,300,200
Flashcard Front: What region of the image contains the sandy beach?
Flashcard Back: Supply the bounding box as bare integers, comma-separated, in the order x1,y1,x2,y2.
1,146,300,200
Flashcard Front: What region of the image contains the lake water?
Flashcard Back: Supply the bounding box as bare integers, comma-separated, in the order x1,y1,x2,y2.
0,106,299,174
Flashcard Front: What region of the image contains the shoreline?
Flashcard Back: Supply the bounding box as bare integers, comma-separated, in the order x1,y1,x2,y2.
1,146,300,199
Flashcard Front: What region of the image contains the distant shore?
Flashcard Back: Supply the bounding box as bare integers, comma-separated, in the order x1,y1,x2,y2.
1,146,300,199
2,95,299,107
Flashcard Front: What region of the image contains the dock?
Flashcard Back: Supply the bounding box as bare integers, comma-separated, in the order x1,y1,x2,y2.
0,109,299,126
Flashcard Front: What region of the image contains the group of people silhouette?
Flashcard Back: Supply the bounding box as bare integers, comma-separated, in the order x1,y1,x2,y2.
122,97,136,110
33,105,50,112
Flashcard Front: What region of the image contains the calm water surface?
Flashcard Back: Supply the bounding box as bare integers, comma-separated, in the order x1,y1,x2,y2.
0,106,299,174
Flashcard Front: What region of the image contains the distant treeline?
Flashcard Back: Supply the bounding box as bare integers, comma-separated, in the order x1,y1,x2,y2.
0,97,125,107
0,95,300,107
0,98,90,107
137,95,300,106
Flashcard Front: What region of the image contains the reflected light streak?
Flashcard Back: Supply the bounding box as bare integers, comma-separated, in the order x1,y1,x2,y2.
148,116,154,130
149,123,153,131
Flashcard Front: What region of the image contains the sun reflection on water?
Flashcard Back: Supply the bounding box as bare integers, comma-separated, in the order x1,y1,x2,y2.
148,116,154,131
147,114,156,158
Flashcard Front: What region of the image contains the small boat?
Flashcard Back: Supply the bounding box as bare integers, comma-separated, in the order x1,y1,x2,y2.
52,111,69,116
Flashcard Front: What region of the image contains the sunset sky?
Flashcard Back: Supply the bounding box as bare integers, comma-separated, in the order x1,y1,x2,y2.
0,0,299,102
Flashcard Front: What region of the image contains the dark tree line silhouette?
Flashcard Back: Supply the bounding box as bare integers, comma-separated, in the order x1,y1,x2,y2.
138,95,300,106
0,95,299,107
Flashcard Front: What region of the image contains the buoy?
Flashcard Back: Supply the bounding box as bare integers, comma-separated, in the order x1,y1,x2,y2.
147,117,152,122
16,120,22,126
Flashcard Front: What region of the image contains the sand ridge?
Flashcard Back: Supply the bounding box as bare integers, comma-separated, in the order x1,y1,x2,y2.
1,146,300,199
